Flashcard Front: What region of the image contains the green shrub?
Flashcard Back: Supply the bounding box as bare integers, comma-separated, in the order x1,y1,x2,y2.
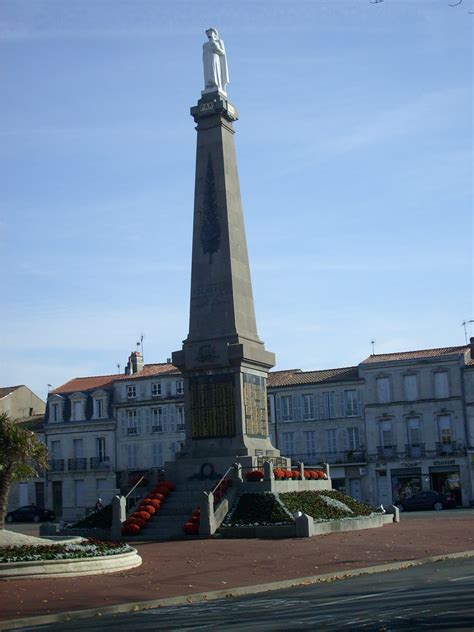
223,492,293,527
280,490,373,521
72,504,112,529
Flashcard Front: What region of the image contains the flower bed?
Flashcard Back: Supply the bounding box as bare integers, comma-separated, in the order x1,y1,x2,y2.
0,538,131,564
221,492,294,528
280,490,373,521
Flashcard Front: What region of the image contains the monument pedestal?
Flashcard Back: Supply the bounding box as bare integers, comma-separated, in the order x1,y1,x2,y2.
167,77,288,484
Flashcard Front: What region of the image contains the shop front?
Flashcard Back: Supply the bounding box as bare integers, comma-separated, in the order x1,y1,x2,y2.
390,467,422,503
429,460,462,505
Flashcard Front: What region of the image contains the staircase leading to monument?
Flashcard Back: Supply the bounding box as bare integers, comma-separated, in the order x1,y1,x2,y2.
138,481,212,540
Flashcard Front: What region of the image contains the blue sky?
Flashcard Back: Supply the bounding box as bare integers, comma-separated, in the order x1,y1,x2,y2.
0,0,472,400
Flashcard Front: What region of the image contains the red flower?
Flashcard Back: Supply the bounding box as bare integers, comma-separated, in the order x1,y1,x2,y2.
122,523,141,535
245,469,264,482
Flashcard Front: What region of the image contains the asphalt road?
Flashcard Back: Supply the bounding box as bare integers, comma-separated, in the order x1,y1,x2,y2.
17,557,474,632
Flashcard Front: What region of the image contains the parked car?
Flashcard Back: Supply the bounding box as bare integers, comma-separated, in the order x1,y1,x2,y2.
5,505,56,523
396,491,456,512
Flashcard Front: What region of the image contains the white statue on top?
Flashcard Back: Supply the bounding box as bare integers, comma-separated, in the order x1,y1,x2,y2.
202,28,229,96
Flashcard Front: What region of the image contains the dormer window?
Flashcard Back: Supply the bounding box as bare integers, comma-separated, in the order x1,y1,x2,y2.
95,399,104,419
48,395,64,423
69,393,86,422
127,385,136,399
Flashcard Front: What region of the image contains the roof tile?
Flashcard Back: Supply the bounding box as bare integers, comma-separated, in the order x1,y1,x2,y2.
360,345,469,365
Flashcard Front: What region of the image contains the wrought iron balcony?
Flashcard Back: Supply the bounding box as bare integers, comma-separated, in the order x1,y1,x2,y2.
151,425,163,433
90,456,110,471
403,444,426,458
376,446,397,460
177,423,186,432
435,441,466,457
289,450,367,466
68,457,87,471
49,459,64,472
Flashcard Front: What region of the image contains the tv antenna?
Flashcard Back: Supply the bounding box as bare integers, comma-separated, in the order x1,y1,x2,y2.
371,339,376,355
462,320,474,344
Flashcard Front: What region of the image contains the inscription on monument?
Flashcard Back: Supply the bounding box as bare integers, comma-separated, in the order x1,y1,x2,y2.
200,154,221,263
189,374,236,438
191,281,231,310
243,373,267,437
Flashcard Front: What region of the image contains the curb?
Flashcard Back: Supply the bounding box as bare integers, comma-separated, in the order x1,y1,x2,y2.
1,549,474,631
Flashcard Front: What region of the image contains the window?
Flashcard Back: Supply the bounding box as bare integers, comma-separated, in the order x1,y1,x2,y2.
281,396,293,422
322,392,335,419
176,380,184,395
407,418,421,446
344,390,359,416
403,375,418,401
325,429,337,455
127,385,136,399
302,394,315,420
127,444,138,469
72,400,84,421
51,403,60,422
438,415,453,444
170,442,178,457
177,406,185,431
152,442,163,467
282,432,295,455
127,410,138,434
73,439,83,458
379,420,393,447
303,430,317,459
347,427,360,451
434,371,449,399
74,480,85,506
96,478,108,497
376,378,391,403
96,437,106,460
151,383,162,397
50,440,61,459
152,407,164,432
94,399,104,419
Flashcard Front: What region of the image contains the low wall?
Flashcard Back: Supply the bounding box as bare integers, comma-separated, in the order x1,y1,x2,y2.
220,513,394,539
241,479,332,493
0,548,142,580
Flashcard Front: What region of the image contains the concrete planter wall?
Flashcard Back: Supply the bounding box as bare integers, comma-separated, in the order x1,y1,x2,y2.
0,547,142,580
240,479,331,493
220,513,394,539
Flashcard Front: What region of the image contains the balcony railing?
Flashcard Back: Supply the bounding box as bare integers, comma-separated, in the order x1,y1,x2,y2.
68,457,87,471
377,446,397,460
127,427,138,435
90,456,110,471
289,450,367,466
403,444,426,458
49,459,64,472
151,425,163,433
436,441,466,457
177,423,186,432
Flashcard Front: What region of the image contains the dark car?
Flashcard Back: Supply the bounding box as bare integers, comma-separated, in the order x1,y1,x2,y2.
5,505,56,523
396,491,456,512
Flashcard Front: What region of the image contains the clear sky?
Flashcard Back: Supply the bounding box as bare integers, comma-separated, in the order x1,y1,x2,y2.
0,0,472,400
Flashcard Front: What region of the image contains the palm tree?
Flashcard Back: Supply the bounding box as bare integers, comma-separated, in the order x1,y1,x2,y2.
0,412,48,529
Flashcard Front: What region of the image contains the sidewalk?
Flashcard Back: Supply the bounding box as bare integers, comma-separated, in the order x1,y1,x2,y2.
0,514,473,626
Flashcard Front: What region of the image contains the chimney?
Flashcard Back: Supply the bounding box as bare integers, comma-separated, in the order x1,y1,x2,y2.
470,337,474,359
126,351,144,374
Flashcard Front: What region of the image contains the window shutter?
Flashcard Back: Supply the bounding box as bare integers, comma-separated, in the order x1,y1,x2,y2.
357,390,363,416
275,396,281,422
137,409,143,435
293,395,301,421
163,406,169,432
145,407,151,433
120,410,126,435
317,393,324,419
169,405,176,431
338,392,345,418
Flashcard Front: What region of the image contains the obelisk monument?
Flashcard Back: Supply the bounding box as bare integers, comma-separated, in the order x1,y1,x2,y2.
169,29,286,481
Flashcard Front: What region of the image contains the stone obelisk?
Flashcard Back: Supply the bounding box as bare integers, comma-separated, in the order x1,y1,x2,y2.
169,28,285,481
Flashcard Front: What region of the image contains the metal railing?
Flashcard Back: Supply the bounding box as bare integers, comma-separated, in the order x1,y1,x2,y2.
68,457,87,471
287,450,367,466
404,444,426,458
49,459,65,472
436,441,466,456
90,456,110,470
